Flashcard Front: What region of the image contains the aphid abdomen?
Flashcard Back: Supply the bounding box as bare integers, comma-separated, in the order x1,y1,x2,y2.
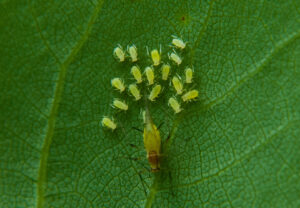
111,78,125,92
113,45,125,62
172,37,186,49
129,84,141,100
168,97,182,113
169,52,182,65
131,66,142,83
149,84,162,101
113,99,128,111
185,67,193,83
161,64,171,80
151,49,161,66
128,45,138,62
182,90,199,102
145,66,155,85
148,151,160,172
172,76,183,95
102,117,117,130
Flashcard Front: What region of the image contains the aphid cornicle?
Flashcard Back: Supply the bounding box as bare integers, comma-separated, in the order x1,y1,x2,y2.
113,45,125,62
171,36,186,49
112,99,128,111
149,84,162,101
151,49,161,66
131,66,142,83
145,66,155,85
169,51,182,65
182,89,199,102
128,45,138,62
161,64,171,81
143,106,161,172
129,84,141,101
168,97,182,114
111,78,125,93
185,67,193,83
102,117,117,130
172,76,183,95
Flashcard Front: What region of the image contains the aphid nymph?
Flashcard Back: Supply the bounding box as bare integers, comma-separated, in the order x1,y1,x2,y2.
169,51,182,65
128,45,138,62
129,84,141,100
171,36,186,49
151,49,161,66
145,66,155,85
102,116,117,130
111,78,125,93
112,99,128,111
172,76,183,95
131,65,143,83
182,89,199,102
149,84,162,101
161,64,171,81
168,97,182,114
113,45,125,62
185,67,193,83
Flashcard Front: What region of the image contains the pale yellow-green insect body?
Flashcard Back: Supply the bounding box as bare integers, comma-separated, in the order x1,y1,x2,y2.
145,66,155,85
149,84,162,101
185,67,193,83
102,117,117,130
168,97,182,114
131,65,142,83
161,64,171,81
182,90,199,102
113,99,128,111
172,76,183,95
151,49,161,66
172,36,186,49
113,45,125,62
169,51,182,65
128,45,138,62
129,84,141,100
111,78,125,93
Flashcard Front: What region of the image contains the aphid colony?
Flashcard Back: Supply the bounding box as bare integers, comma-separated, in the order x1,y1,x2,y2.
103,36,198,131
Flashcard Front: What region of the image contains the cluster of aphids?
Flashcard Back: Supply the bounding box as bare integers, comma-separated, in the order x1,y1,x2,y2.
102,36,199,130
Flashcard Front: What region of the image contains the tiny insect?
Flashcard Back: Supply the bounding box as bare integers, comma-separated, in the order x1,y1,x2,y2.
111,78,125,93
169,51,182,65
185,67,193,83
112,99,128,111
143,106,161,172
129,84,141,100
113,45,125,62
128,45,138,62
102,116,117,130
168,97,182,114
149,84,162,101
171,36,186,49
145,66,155,85
182,89,199,102
151,49,161,66
172,76,183,95
161,64,171,81
131,65,142,83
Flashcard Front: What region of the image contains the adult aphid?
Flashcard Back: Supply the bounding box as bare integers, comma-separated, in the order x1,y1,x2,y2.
168,50,182,65
185,67,193,83
171,36,186,50
113,45,126,62
111,78,125,93
112,99,128,111
151,49,161,66
128,45,138,62
172,76,183,95
145,66,155,85
161,64,171,81
149,84,162,101
131,65,142,83
129,84,141,101
182,89,199,102
102,116,117,130
168,97,182,114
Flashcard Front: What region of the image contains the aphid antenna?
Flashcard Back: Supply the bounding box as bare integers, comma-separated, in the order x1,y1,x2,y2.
132,126,143,133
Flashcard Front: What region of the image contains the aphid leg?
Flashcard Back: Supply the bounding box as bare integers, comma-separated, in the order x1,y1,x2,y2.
132,126,143,133
137,171,148,197
157,122,164,130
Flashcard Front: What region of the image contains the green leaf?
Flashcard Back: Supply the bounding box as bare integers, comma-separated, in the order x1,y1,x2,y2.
1,0,300,207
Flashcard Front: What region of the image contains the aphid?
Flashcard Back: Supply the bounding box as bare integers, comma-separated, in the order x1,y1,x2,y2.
168,97,182,114
182,90,199,102
128,45,138,62
151,49,161,66
131,66,142,83
169,51,182,65
172,76,183,95
161,64,171,81
145,66,155,85
112,99,128,111
102,116,117,130
113,45,125,62
111,78,125,93
185,67,193,83
149,84,162,101
172,36,186,49
143,106,161,172
129,84,141,100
